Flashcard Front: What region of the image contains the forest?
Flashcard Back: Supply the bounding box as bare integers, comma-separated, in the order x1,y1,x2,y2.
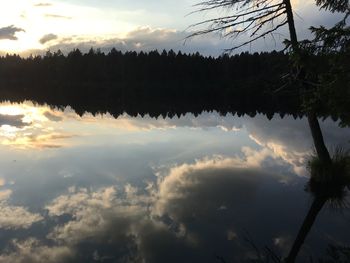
0,48,347,121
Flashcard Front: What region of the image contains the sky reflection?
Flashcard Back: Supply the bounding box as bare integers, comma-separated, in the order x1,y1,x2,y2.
0,101,349,262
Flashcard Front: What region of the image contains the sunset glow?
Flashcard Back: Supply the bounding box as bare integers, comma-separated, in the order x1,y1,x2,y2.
0,0,339,56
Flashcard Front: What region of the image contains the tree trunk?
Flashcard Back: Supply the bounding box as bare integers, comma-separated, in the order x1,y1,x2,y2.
283,0,298,49
307,113,332,165
281,1,333,262
284,0,332,166
285,196,327,263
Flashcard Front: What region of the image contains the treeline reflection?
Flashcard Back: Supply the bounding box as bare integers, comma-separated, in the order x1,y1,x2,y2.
1,49,299,118
0,49,347,123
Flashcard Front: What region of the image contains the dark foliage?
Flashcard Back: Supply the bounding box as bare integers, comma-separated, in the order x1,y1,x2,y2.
0,49,344,120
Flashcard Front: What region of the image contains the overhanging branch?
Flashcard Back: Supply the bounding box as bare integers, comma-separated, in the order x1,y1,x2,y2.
187,0,288,51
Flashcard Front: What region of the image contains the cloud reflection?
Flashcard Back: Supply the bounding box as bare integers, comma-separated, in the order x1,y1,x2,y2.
0,101,348,154
0,188,43,230
0,102,75,149
40,153,301,262
0,102,348,262
0,114,26,128
0,239,74,263
0,146,347,261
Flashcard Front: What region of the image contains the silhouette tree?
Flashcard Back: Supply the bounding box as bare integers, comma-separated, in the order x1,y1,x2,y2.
188,0,336,162
189,0,349,262
298,2,350,125
189,0,345,159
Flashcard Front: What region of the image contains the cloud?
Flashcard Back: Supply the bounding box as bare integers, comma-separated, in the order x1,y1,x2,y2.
0,25,25,41
45,184,202,262
244,115,350,176
39,34,58,44
0,103,76,149
0,190,43,230
46,186,118,218
43,111,63,122
28,26,231,57
151,154,291,219
0,114,26,128
15,23,309,57
0,0,344,57
0,189,12,201
44,14,72,19
124,27,185,49
0,239,74,263
249,133,309,176
0,178,5,187
34,3,53,7
0,202,43,229
46,186,149,244
46,186,156,261
146,155,314,261
2,132,75,149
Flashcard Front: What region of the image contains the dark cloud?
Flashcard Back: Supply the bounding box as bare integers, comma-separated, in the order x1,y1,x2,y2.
39,34,58,44
44,14,72,19
0,114,26,128
0,25,25,41
150,162,299,262
34,2,52,7
43,111,63,122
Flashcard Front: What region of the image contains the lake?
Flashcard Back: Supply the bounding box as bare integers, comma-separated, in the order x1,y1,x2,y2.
0,101,349,262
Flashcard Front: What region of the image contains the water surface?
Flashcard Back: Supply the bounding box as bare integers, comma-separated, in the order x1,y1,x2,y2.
0,101,349,262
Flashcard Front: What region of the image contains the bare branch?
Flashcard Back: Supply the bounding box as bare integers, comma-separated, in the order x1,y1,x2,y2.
224,20,288,52
188,2,284,28
187,0,289,51
250,10,287,36
187,8,286,42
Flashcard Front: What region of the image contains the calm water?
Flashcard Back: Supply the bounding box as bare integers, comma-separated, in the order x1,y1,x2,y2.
0,101,349,262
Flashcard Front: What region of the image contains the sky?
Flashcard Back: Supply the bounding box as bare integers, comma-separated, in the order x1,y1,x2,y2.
0,0,344,56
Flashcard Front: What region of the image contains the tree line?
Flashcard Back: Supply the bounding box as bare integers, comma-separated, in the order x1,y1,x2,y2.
0,49,297,116
0,48,347,122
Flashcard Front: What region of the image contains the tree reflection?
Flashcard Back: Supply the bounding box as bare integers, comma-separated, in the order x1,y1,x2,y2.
285,118,350,262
